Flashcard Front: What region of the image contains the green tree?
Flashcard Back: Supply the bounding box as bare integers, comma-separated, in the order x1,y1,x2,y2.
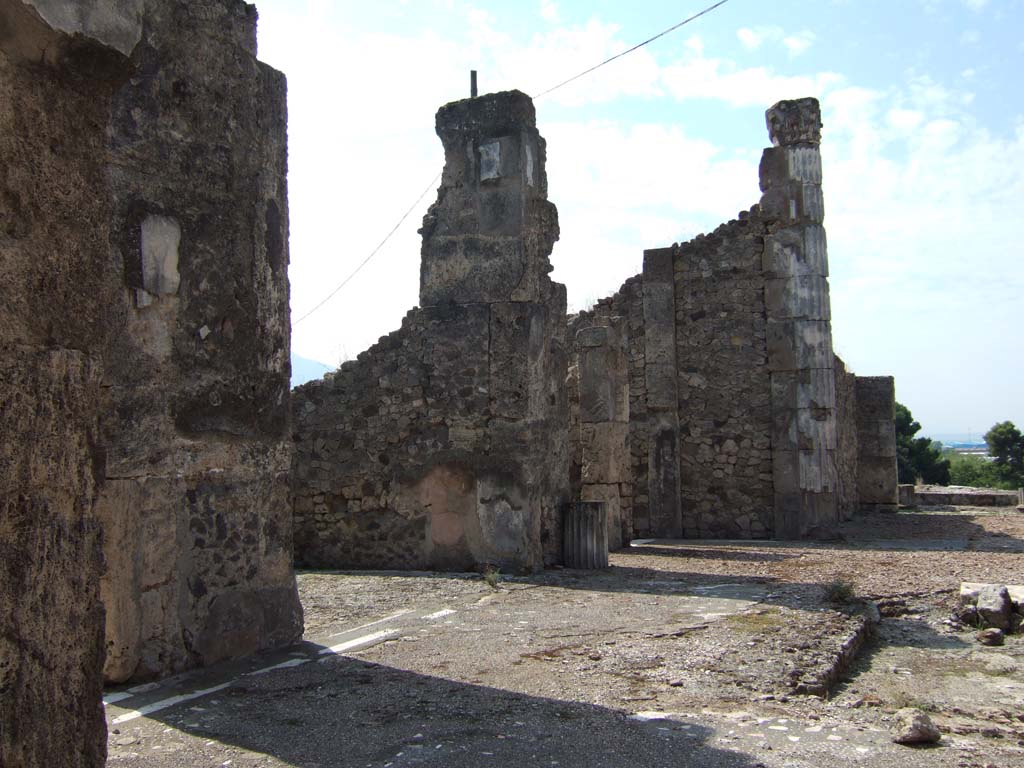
895,402,951,485
948,452,1005,488
984,421,1024,487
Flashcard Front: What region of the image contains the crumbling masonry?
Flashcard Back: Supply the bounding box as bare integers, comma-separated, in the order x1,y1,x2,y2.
569,98,898,542
292,90,570,571
293,95,898,568
2,1,301,764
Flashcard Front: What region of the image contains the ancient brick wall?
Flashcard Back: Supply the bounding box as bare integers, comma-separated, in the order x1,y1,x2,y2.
671,209,776,538
292,90,569,572
94,0,302,683
0,3,126,763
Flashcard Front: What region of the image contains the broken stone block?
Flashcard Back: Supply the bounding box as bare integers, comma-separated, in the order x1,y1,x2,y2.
977,584,1012,631
892,708,942,745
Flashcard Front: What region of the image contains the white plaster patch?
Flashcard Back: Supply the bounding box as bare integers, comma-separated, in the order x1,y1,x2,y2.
141,215,181,296
480,140,502,181
525,142,535,187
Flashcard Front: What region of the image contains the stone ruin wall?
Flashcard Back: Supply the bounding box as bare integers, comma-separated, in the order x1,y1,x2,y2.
854,376,899,510
93,0,302,685
292,90,570,572
0,4,119,762
567,316,631,550
833,360,899,516
568,274,645,538
669,209,776,538
575,98,898,541
833,356,860,520
2,1,302,763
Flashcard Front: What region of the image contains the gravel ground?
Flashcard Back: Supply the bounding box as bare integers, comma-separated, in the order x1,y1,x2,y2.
106,509,1024,767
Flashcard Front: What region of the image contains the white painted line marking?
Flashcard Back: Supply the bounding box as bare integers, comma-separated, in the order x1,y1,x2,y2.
319,629,398,655
111,683,232,725
423,609,456,620
630,539,656,546
326,610,412,639
102,692,133,707
245,658,311,676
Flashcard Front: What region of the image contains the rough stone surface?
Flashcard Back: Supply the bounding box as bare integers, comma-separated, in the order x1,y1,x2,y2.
568,320,630,549
569,277,644,537
93,0,302,683
292,90,569,572
834,356,860,520
891,708,942,745
0,4,127,763
569,97,895,542
671,211,775,539
975,584,1012,630
855,377,898,510
2,4,302,732
976,627,1005,646
760,98,839,540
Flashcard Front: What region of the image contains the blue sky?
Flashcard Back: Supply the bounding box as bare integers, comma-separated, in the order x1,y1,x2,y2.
255,0,1023,439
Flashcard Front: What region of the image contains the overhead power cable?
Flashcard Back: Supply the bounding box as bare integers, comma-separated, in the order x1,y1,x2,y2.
532,0,731,100
293,0,731,324
292,171,441,326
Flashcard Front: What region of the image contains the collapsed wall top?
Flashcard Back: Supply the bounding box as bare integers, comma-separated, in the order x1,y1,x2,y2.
419,89,559,307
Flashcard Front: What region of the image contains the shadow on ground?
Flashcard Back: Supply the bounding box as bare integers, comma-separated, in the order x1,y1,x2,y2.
130,651,764,768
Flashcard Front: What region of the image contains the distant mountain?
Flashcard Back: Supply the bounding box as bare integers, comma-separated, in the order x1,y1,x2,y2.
290,353,333,389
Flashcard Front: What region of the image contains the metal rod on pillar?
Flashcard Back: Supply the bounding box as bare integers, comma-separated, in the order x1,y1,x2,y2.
470,70,478,98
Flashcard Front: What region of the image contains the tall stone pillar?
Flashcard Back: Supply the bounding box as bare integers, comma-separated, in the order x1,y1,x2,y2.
91,0,303,682
855,377,898,510
418,89,569,570
760,98,839,538
641,249,683,538
575,322,630,550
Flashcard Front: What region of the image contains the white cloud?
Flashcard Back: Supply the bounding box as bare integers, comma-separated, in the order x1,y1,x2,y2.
661,55,843,106
736,26,815,56
782,31,816,56
736,26,774,50
539,0,559,23
964,0,988,11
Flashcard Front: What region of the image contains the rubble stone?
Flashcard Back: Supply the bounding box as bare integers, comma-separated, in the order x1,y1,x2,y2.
892,707,942,744
976,584,1012,631
977,628,1005,646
